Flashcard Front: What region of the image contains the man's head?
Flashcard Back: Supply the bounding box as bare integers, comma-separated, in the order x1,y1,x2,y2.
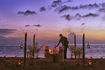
59,34,63,37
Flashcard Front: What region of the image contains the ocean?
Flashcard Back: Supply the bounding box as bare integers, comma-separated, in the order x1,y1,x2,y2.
0,44,105,58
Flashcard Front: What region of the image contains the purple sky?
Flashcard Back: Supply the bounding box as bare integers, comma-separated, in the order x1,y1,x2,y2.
0,0,105,45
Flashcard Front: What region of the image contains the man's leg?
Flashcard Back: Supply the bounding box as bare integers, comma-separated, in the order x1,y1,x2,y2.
64,47,67,59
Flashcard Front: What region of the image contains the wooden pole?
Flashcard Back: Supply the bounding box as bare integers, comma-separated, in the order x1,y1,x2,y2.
82,33,85,65
24,32,27,65
33,34,35,58
74,34,76,59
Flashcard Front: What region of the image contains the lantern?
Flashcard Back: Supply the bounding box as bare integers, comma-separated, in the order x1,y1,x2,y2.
88,60,92,66
100,56,103,59
90,56,92,59
43,46,49,57
20,42,23,49
20,45,23,48
43,46,49,50
28,55,31,59
18,60,22,66
49,48,59,55
80,55,82,59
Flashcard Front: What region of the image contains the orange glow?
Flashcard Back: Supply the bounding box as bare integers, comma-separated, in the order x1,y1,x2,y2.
85,31,105,39
49,48,59,54
88,60,92,65
80,56,82,59
28,55,31,59
43,46,49,57
90,56,92,59
100,56,103,59
43,46,49,50
18,60,22,66
3,26,105,41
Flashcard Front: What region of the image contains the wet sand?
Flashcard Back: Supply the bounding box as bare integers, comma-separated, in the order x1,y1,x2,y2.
0,57,105,70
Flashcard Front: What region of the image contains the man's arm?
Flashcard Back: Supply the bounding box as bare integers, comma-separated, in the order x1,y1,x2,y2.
56,38,61,47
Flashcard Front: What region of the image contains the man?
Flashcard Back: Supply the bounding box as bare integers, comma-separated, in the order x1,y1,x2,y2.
56,34,69,59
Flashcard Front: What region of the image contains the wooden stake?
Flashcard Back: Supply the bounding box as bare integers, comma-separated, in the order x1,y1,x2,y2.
24,32,27,65
74,34,76,59
33,34,35,58
82,33,85,65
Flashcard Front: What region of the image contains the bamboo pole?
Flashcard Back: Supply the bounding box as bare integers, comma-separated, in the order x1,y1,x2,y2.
82,33,85,65
33,34,35,58
24,32,27,65
74,33,76,59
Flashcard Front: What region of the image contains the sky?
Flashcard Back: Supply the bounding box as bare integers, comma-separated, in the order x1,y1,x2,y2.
0,0,105,45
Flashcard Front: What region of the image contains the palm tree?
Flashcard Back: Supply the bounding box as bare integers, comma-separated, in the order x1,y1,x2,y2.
77,48,82,59
28,42,41,59
76,48,82,65
28,45,33,57
35,48,41,59
34,42,41,59
69,45,75,59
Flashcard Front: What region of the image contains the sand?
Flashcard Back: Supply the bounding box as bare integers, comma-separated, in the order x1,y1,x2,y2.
0,57,105,70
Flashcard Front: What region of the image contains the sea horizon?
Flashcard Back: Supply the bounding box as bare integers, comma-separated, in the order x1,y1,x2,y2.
0,44,105,58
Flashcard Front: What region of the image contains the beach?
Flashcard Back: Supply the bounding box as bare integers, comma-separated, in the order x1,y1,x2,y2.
0,57,105,70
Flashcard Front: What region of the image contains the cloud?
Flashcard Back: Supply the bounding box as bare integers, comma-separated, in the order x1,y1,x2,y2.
18,10,36,16
61,14,71,21
74,13,99,20
51,0,62,7
101,3,105,8
25,25,30,27
40,7,46,12
74,13,82,20
61,13,99,21
80,3,99,9
33,24,42,27
99,8,105,12
25,24,42,27
82,13,99,18
58,5,70,13
51,0,72,7
0,29,16,35
81,23,85,25
56,3,100,13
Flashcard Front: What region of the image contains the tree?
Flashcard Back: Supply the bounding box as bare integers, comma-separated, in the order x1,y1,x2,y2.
28,42,41,59
69,45,75,59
